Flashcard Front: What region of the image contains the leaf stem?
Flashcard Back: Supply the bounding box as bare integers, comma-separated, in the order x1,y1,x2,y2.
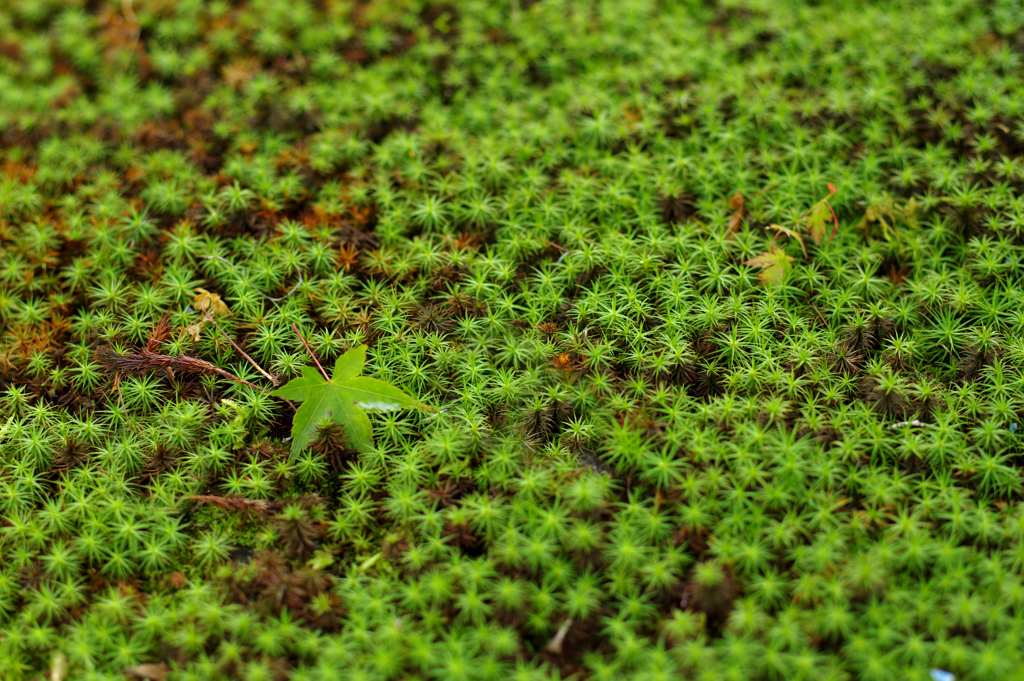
824,199,840,243
212,319,279,386
810,303,828,327
211,367,272,394
292,322,329,381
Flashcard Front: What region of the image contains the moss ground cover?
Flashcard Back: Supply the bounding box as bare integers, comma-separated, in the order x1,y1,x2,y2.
2,0,1024,678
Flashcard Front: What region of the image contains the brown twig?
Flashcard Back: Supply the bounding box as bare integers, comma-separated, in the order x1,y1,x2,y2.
810,304,828,328
113,373,126,411
340,221,380,247
96,346,273,394
145,313,172,352
542,240,569,253
186,495,273,519
212,320,279,386
292,323,329,381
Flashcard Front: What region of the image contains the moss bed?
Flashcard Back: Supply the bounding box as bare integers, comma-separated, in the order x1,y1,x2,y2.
2,0,1024,679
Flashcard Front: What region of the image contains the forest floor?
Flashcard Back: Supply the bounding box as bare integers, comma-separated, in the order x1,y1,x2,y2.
2,1,1024,680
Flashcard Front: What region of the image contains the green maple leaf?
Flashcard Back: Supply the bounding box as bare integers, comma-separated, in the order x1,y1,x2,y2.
805,182,838,245
743,246,795,285
271,344,432,456
805,199,832,245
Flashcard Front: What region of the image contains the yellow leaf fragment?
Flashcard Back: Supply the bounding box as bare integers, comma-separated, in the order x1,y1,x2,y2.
193,288,230,316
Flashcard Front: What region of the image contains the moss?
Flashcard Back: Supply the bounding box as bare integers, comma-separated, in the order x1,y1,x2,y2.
1,0,1024,678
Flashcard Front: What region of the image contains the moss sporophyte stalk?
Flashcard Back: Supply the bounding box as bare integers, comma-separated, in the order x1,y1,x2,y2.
1,0,1024,679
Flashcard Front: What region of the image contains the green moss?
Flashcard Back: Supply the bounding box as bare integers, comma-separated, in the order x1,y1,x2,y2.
184,504,270,567
1,0,1024,678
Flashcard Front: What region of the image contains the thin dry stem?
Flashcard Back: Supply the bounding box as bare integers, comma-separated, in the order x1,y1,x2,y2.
292,323,329,381
212,320,279,386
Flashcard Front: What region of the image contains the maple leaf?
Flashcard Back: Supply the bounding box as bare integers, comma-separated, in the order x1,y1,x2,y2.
271,344,432,456
857,193,916,244
743,246,795,285
805,182,838,245
766,223,806,257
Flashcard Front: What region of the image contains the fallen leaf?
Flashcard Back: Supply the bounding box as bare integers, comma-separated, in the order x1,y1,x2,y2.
193,288,230,316
857,193,914,244
805,198,835,246
271,344,433,455
727,192,745,233
744,246,795,285
766,223,806,257
181,321,204,342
